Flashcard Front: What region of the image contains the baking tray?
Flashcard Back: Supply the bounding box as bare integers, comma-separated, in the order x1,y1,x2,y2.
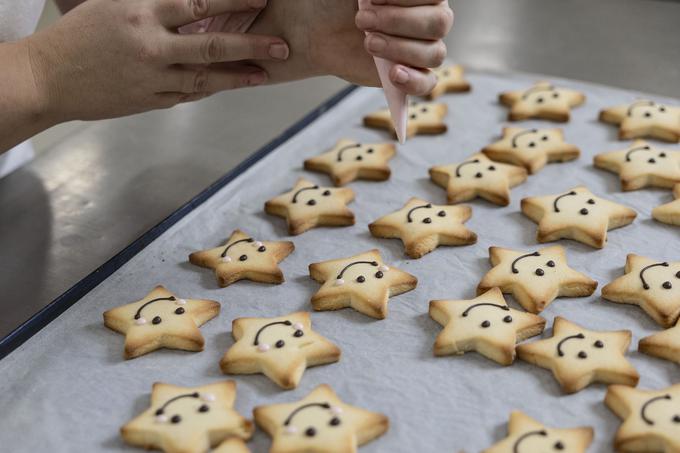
1,70,679,452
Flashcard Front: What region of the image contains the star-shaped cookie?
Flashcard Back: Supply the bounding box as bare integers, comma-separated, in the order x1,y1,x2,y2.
653,183,680,226
477,245,598,314
427,64,471,99
103,285,220,359
429,153,528,206
499,81,585,122
482,411,593,453
303,139,396,186
605,383,680,452
253,384,389,453
429,287,546,365
517,317,639,393
308,249,417,319
594,140,680,191
521,186,637,248
363,101,447,138
264,178,355,235
600,100,680,143
481,127,580,174
602,254,680,328
213,437,250,453
639,322,680,365
368,197,477,258
219,312,341,389
121,381,253,453
189,230,294,288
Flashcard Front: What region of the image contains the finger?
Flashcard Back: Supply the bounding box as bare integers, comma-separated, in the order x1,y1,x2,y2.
156,0,268,28
370,0,445,6
365,32,446,68
356,4,453,40
164,32,289,64
389,65,436,96
165,65,268,93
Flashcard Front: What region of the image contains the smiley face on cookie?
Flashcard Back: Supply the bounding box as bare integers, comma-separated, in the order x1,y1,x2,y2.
499,82,586,122
363,101,447,138
600,100,680,142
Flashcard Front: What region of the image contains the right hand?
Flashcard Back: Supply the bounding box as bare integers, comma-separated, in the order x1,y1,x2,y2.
24,0,289,122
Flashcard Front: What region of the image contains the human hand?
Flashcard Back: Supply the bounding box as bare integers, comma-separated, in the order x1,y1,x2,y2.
24,0,290,122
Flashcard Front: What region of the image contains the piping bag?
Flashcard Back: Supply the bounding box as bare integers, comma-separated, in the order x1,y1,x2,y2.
180,1,408,143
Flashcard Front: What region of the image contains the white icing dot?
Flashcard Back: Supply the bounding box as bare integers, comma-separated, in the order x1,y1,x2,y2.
254,241,263,247
220,256,232,263
200,392,216,402
155,414,168,423
378,265,389,272
334,278,345,286
292,323,304,331
330,406,343,415
284,425,298,434
135,317,147,325
257,344,270,352
176,298,187,305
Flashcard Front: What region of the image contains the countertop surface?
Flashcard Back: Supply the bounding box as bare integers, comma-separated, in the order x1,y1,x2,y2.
1,0,679,348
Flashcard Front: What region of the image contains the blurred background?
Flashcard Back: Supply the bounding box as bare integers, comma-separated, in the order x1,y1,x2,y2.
2,0,679,346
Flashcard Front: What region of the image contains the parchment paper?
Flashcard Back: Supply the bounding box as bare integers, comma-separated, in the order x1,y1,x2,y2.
2,70,679,452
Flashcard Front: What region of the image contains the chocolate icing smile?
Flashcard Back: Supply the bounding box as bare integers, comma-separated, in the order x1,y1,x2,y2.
283,402,341,437
134,297,180,325
640,394,674,426
253,320,304,350
639,262,672,290
154,392,210,424
336,143,362,162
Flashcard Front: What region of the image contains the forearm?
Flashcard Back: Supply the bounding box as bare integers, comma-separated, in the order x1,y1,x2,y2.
0,41,55,154
54,0,86,14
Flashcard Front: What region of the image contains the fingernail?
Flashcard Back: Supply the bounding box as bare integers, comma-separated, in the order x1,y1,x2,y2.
248,71,267,86
248,0,267,8
394,67,409,84
355,10,377,30
367,34,387,53
268,43,289,60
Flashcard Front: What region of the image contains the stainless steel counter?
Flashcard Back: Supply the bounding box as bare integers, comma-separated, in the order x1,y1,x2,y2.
1,0,679,348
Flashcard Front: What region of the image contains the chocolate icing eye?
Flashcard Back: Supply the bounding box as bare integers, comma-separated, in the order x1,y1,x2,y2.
294,330,304,337
578,351,588,359
660,152,667,158
475,172,483,178
438,210,446,217
375,271,384,279
580,208,589,215
423,217,432,224
663,281,672,289
152,316,162,325
275,340,285,348
421,107,428,113
410,114,417,119
644,112,652,118
554,441,564,450
367,148,374,154
175,307,185,315
488,165,496,171
648,158,656,164
481,320,491,328
552,92,560,99
307,199,316,206
546,260,556,267
676,271,680,279
587,199,595,204
258,246,266,252
171,415,182,423
329,417,341,426
535,268,545,276
198,404,210,413
536,97,544,103
322,190,331,196
356,276,366,283
542,135,549,141
594,340,604,348
239,254,247,261
503,315,513,323
673,415,680,423
305,427,316,437
355,155,363,161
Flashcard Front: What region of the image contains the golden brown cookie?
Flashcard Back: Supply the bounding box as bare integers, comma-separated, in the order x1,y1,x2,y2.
602,254,680,328
308,249,417,319
605,383,680,452
517,317,639,394
103,285,220,359
482,411,593,453
600,100,680,142
253,384,389,453
219,312,341,389
189,230,294,288
264,178,355,235
429,287,546,365
363,101,447,138
213,438,250,453
594,140,680,191
121,381,253,453
429,153,528,206
368,197,477,258
521,186,637,248
303,139,396,186
427,64,471,99
499,81,586,122
653,183,680,226
639,323,680,366
481,127,580,174
477,245,597,314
